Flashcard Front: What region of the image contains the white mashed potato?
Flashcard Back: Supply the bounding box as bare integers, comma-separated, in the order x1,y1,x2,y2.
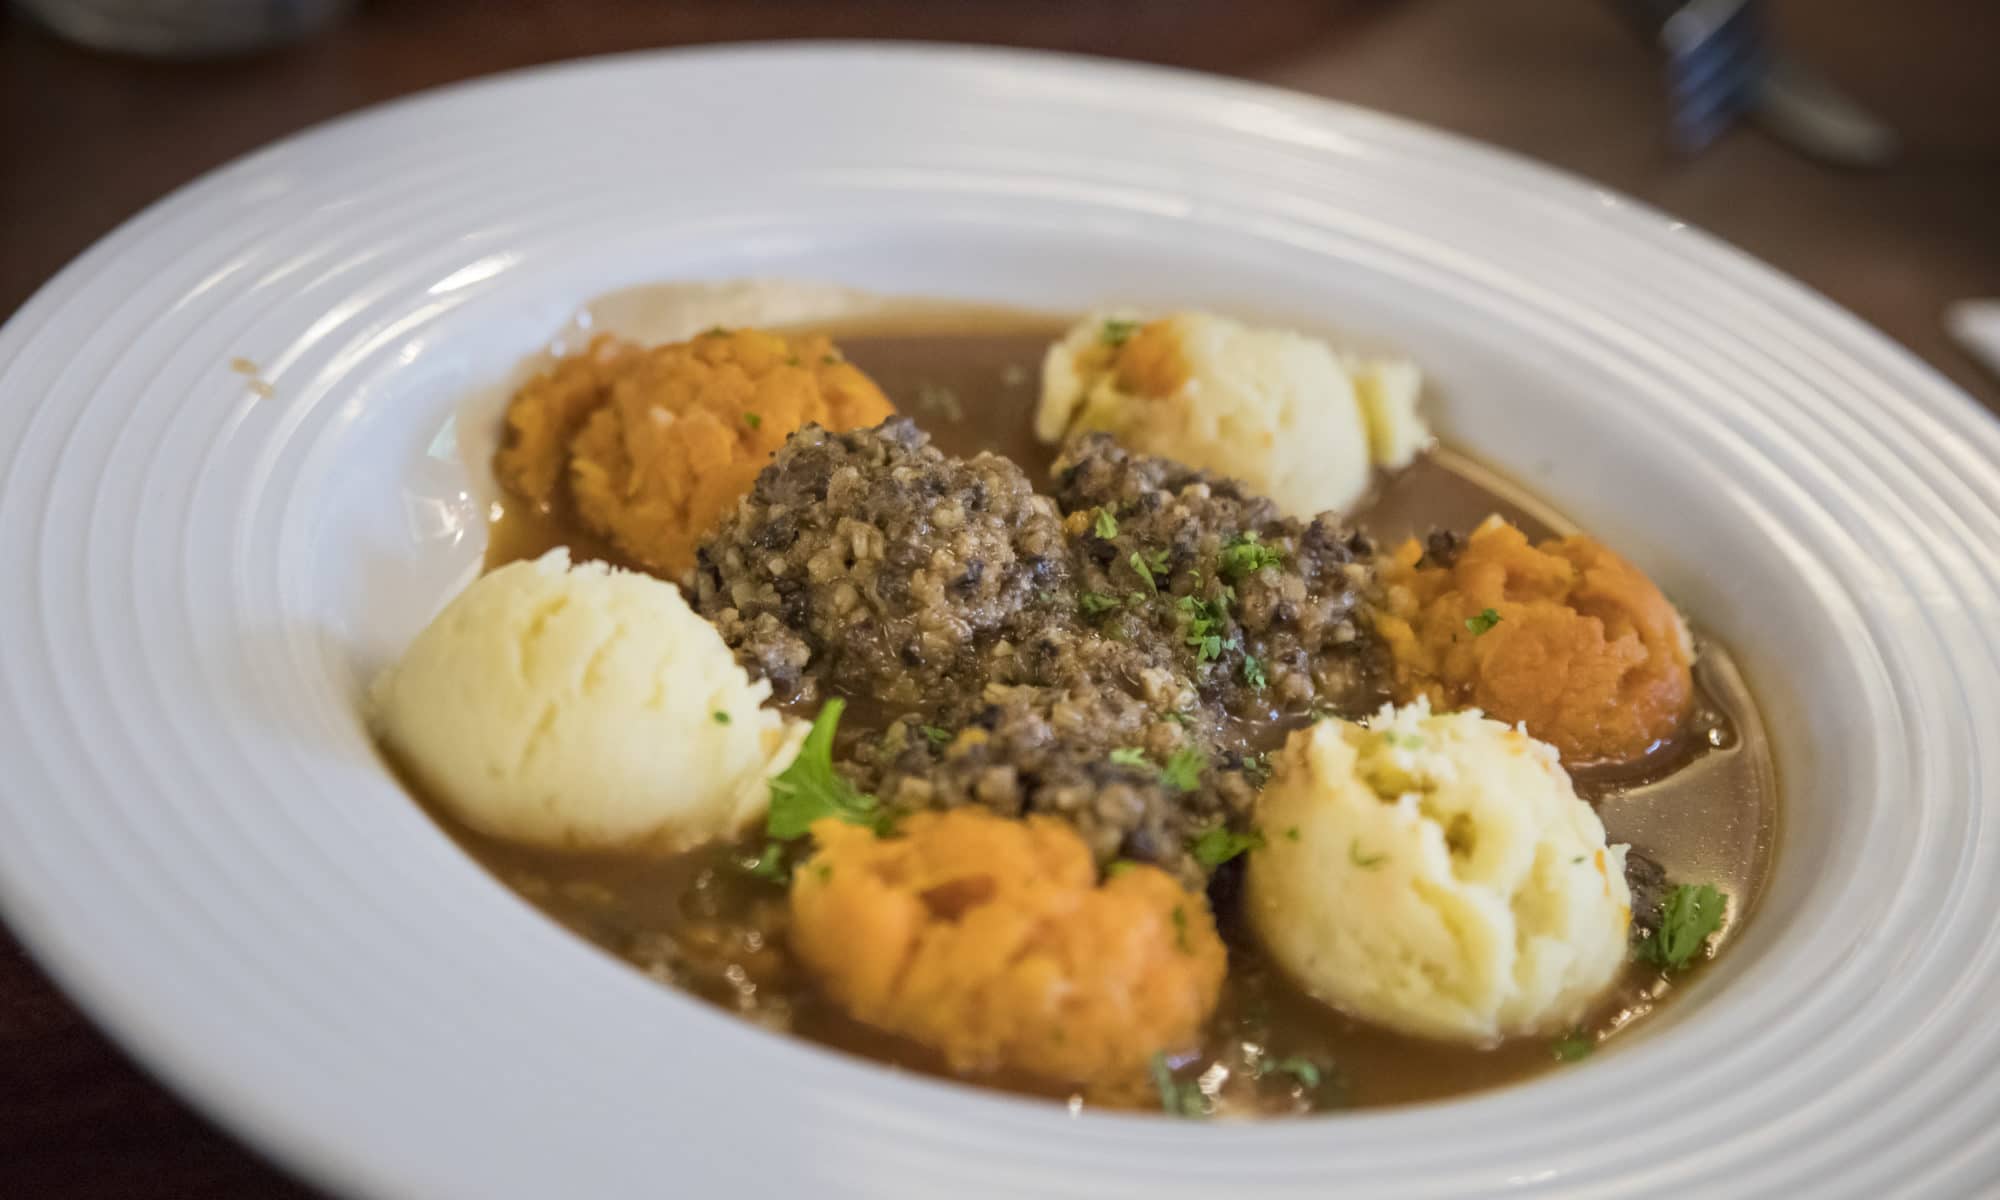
1036,311,1429,517
369,549,804,853
1246,699,1630,1044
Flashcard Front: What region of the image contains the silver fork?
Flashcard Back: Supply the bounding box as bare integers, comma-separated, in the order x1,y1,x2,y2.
1607,0,1900,166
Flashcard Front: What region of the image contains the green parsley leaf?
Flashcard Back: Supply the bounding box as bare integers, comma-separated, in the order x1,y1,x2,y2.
1242,653,1267,690
740,841,789,884
1176,593,1231,662
1465,607,1502,635
1079,591,1124,618
1284,826,1301,842
1101,318,1140,347
1255,1056,1323,1089
1162,745,1206,793
1170,904,1192,953
1349,840,1387,868
1105,859,1138,878
1148,1052,1207,1118
1190,825,1262,868
743,411,762,429
712,710,732,724
1379,730,1425,751
1219,531,1285,579
785,355,801,366
1093,507,1119,539
703,326,729,337
1165,709,1196,727
1637,883,1728,970
1108,747,1151,769
766,699,886,839
821,353,840,365
1242,752,1272,785
1552,1031,1594,1062
1130,548,1170,593
920,724,953,749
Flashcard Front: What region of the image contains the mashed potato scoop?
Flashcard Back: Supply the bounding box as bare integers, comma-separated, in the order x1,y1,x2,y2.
369,549,804,853
1247,699,1631,1044
1037,311,1429,518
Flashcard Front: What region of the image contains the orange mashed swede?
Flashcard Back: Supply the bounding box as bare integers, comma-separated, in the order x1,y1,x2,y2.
1372,515,1693,764
788,809,1226,1089
494,328,893,576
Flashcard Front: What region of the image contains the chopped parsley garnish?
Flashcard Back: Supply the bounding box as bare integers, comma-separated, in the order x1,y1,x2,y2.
1109,745,1205,792
1241,653,1267,690
1093,507,1119,539
1241,752,1272,785
1148,1053,1208,1118
1101,318,1141,347
1349,840,1387,868
740,841,789,883
1255,1056,1323,1089
1465,607,1502,635
712,710,731,724
1165,709,1196,727
919,724,953,749
1079,591,1124,618
1130,548,1171,593
1162,745,1207,793
742,411,762,429
1284,826,1301,842
1380,730,1425,751
1219,531,1285,579
1105,859,1138,878
821,353,840,365
1190,825,1262,867
703,326,729,337
766,699,889,839
1552,1031,1594,1062
1637,883,1728,970
1176,593,1229,662
1170,904,1192,953
785,355,801,367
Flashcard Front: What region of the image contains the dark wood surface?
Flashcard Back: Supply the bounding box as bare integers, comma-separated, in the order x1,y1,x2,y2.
2,1,1995,1196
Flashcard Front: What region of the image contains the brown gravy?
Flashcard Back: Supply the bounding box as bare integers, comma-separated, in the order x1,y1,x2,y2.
440,321,1778,1114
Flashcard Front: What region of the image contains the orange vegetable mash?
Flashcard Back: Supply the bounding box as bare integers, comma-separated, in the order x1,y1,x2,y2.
1372,515,1693,764
788,809,1225,1088
494,328,892,577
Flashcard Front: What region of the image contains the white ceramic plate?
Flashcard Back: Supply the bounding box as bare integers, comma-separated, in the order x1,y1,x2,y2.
2,45,1998,1200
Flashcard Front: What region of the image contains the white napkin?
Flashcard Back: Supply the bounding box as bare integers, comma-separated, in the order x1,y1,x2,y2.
1947,300,2000,382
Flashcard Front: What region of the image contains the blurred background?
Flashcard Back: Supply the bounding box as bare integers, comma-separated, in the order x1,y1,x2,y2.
0,1,1994,1195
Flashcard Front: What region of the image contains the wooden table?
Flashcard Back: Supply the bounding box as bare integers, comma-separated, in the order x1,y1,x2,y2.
2,1,1995,1194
